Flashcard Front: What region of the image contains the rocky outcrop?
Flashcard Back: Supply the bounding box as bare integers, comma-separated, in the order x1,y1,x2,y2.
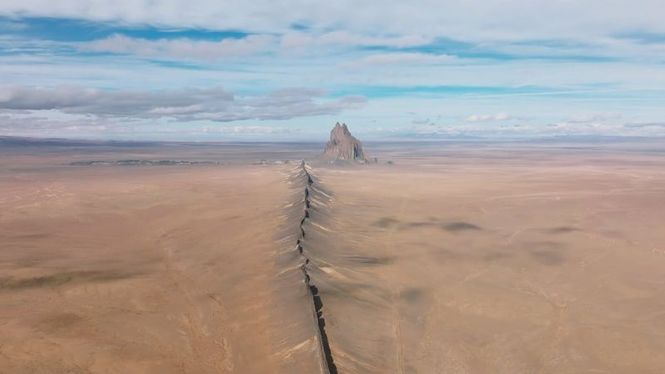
322,123,367,162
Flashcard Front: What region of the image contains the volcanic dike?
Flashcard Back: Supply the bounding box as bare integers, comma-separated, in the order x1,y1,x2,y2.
294,160,337,373
283,122,370,373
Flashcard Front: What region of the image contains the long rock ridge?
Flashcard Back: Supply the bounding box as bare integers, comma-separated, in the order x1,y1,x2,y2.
297,161,337,374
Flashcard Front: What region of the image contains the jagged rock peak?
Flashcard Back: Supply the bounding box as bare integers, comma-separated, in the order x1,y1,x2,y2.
322,122,367,161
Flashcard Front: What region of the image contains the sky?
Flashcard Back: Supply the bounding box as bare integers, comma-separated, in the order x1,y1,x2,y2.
1,1,664,141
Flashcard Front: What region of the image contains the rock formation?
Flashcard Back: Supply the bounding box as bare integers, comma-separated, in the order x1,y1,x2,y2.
322,122,368,162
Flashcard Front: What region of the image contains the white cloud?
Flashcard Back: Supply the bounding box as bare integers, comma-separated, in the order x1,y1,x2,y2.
0,112,116,136
202,125,295,134
81,32,435,61
465,113,512,122
624,122,665,129
281,31,431,49
1,1,665,139
2,0,665,44
0,85,367,122
566,113,623,124
411,118,432,125
396,117,665,138
543,116,665,136
83,34,275,60
343,53,458,68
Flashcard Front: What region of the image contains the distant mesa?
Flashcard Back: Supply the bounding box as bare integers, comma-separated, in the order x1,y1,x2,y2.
322,122,370,162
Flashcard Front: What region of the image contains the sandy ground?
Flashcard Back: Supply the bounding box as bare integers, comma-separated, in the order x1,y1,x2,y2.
309,145,665,373
0,156,323,373
2,140,665,373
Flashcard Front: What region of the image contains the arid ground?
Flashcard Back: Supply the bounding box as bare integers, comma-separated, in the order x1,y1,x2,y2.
1,138,665,373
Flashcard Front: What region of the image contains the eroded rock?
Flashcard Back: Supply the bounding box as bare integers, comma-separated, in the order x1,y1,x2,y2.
322,122,368,162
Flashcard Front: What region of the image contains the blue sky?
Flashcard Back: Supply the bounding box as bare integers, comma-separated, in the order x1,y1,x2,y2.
1,1,665,140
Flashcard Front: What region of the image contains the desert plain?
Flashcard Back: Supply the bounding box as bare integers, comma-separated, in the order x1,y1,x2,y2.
1,138,665,373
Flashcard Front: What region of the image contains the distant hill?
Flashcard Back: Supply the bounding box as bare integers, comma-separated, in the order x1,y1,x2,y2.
321,122,368,162
0,136,155,148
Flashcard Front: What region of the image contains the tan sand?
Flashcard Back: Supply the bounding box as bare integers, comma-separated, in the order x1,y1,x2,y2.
307,146,665,373
0,161,322,373
2,140,665,373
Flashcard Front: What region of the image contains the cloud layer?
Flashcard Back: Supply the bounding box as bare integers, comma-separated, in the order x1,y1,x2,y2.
465,113,512,122
2,1,665,41
84,34,275,60
0,1,664,139
0,85,366,122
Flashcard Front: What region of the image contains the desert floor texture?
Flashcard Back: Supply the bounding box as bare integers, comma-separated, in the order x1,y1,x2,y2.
1,139,665,373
